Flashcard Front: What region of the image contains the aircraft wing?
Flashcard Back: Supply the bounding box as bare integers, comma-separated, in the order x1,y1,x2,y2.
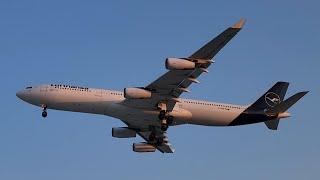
121,19,245,153
144,19,245,110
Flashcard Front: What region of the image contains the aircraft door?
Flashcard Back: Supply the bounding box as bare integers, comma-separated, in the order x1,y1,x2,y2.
94,89,102,97
40,85,48,93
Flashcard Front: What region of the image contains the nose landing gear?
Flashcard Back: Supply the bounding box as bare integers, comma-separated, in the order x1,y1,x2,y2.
42,111,47,118
41,105,47,118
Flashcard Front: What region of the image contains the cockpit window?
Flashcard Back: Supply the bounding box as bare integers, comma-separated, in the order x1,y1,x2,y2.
26,86,32,89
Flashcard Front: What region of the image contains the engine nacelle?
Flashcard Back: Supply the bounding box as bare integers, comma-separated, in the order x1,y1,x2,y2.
124,88,151,99
165,58,196,70
112,127,136,138
133,143,156,153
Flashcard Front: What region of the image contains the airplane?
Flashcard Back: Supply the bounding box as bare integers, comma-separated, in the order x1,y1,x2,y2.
16,19,308,153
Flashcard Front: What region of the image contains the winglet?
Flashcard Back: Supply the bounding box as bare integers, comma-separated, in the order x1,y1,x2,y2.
232,18,246,29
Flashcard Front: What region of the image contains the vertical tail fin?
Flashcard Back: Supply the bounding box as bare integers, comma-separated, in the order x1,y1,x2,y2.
246,82,289,112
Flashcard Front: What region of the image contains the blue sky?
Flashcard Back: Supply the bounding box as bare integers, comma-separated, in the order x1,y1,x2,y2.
0,0,319,179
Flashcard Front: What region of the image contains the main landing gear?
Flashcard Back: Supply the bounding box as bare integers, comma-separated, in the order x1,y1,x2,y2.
41,105,47,118
147,108,174,146
158,110,173,132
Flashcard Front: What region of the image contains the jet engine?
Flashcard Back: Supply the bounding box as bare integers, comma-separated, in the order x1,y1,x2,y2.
165,58,195,70
124,88,151,99
133,143,156,152
112,127,136,138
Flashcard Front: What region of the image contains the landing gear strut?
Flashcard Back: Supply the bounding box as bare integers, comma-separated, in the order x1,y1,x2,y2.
158,110,166,120
42,105,47,118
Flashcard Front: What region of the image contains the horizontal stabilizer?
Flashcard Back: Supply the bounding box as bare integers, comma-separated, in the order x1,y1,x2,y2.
264,119,280,130
267,91,309,114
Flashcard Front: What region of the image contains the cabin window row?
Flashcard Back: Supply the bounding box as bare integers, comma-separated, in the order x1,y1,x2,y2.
183,101,242,109
50,84,89,91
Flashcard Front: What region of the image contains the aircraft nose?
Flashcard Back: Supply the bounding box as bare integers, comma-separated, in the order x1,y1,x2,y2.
16,90,28,101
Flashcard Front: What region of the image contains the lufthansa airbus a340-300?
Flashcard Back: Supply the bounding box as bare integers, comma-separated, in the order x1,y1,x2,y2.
17,19,308,153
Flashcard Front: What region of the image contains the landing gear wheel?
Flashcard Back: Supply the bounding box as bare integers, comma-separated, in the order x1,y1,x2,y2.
167,116,174,125
161,124,168,131
158,110,166,120
42,111,47,118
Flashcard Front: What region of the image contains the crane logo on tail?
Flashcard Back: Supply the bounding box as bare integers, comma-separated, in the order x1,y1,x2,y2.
265,92,281,107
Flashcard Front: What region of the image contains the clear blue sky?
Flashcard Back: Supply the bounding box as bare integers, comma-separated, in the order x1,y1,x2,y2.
0,0,319,179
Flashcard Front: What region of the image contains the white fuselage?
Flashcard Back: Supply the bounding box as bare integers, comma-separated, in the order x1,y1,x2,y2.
16,85,247,128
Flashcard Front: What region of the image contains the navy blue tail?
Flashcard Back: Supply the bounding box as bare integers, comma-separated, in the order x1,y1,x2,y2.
229,82,289,126
245,81,289,112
